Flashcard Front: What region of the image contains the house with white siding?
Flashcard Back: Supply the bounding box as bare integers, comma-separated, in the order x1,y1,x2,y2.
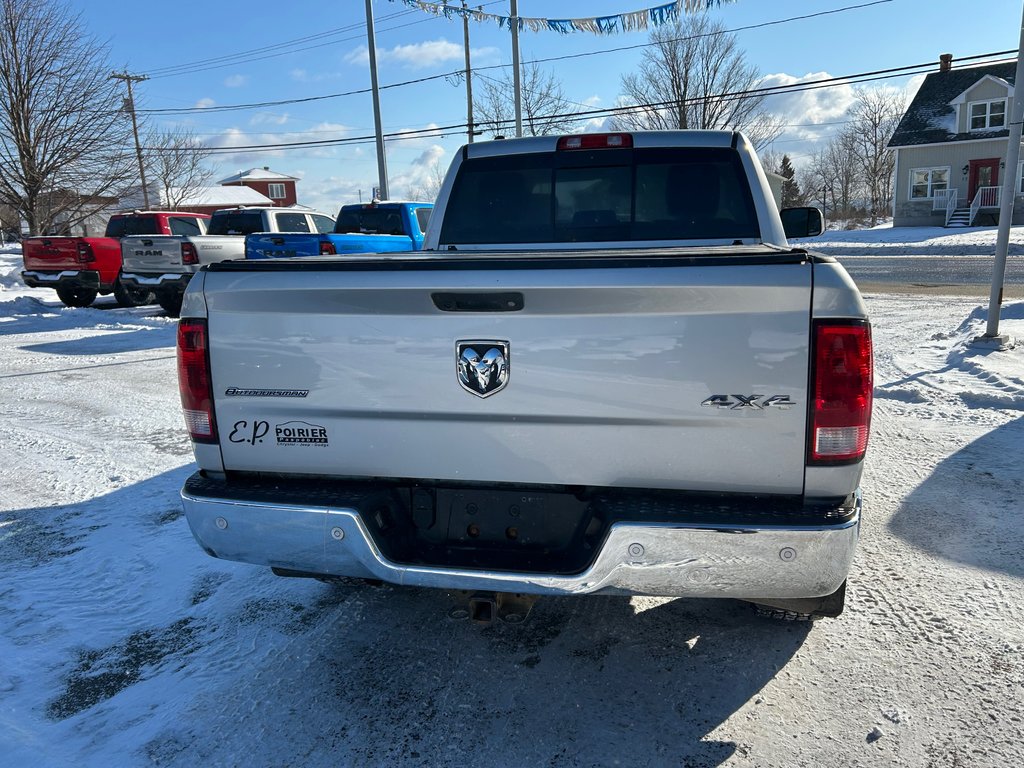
888,55,1022,227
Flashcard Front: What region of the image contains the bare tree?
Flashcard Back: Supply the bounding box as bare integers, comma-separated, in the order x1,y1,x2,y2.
611,15,783,150
842,87,904,225
146,128,215,210
474,62,580,138
803,135,862,226
405,161,447,203
0,0,136,235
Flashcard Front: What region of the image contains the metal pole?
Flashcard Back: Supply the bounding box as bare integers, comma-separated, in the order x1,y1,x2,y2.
364,0,389,200
111,72,150,209
985,4,1024,338
510,0,522,138
462,0,474,143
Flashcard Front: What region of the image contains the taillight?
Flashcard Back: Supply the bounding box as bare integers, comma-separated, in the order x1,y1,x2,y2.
556,133,633,151
76,242,95,263
319,240,336,255
809,321,873,464
181,242,199,265
177,319,217,443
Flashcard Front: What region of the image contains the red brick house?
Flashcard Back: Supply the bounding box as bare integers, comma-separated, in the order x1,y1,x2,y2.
218,167,299,207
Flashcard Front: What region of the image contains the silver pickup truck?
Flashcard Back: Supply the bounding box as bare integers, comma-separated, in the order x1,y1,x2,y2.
176,131,873,622
121,206,335,316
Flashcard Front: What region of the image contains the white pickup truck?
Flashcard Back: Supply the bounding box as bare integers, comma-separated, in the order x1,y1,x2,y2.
176,131,872,622
121,206,335,316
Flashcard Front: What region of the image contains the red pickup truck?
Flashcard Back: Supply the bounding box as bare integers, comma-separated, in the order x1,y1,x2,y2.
21,211,210,308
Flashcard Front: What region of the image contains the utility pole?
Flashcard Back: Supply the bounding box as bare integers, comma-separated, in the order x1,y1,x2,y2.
510,0,522,138
364,0,389,200
110,72,150,209
461,0,475,143
979,2,1024,345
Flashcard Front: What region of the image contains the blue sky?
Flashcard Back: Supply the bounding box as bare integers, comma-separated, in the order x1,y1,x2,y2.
73,0,1023,212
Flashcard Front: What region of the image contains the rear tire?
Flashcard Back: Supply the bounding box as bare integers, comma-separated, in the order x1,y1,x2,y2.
114,275,154,307
158,294,183,318
55,286,98,308
749,580,847,621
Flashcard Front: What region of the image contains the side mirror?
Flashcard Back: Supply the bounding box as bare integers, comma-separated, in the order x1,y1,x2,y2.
780,207,824,239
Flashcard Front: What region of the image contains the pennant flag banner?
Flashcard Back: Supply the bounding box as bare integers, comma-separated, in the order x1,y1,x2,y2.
388,0,736,34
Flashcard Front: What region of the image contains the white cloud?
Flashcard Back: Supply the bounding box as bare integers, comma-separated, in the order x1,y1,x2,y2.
206,122,353,165
224,74,248,88
344,39,499,70
761,72,858,134
290,68,344,83
193,97,216,109
390,145,447,199
344,45,369,67
249,112,290,127
386,123,445,148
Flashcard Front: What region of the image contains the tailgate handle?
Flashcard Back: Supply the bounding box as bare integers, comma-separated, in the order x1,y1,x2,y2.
432,292,524,312
141,239,153,246
271,237,285,245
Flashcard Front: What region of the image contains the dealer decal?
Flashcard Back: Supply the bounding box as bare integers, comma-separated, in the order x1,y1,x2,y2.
275,421,329,447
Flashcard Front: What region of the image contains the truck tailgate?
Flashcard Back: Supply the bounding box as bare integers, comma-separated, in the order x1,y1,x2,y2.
203,256,813,494
23,238,88,270
246,233,321,259
121,236,182,271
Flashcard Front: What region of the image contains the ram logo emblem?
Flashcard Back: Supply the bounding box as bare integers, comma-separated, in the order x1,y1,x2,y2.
456,340,510,398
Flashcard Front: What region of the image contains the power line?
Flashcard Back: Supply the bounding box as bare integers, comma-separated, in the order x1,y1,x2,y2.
159,52,1017,155
143,1,508,80
136,1,904,115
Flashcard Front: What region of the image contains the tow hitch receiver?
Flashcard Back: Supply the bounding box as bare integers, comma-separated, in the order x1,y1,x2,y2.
448,591,538,625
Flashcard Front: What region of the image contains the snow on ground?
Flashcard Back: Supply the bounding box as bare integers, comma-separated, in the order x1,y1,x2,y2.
806,223,1024,257
1,242,1023,767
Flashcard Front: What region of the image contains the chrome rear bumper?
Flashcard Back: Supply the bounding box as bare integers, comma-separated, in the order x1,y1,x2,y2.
181,473,860,599
21,269,100,289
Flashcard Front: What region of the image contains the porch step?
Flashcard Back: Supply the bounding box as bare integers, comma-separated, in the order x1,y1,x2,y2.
946,207,972,227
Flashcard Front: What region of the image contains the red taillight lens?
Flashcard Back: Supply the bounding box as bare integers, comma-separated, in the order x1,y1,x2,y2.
177,319,217,443
809,322,873,464
556,133,633,151
76,242,95,263
319,240,336,255
181,242,199,265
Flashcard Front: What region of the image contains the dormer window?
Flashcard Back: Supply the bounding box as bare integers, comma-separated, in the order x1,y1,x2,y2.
969,99,1006,131
268,183,286,199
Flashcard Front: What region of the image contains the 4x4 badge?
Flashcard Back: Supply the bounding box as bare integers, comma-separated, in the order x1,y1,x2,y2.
456,340,510,398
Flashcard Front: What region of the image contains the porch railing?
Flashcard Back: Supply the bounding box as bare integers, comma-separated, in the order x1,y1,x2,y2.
969,185,1001,226
933,188,957,212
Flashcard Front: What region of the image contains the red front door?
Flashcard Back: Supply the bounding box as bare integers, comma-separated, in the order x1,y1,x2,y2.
968,158,1000,202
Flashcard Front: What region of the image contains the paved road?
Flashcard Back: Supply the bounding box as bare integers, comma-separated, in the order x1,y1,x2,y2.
832,255,1024,297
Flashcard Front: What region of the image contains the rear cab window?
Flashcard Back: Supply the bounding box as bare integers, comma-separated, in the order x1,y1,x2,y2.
274,212,311,232
207,212,266,236
312,214,336,234
414,207,431,234
438,147,760,246
105,216,160,238
168,216,206,236
335,207,406,236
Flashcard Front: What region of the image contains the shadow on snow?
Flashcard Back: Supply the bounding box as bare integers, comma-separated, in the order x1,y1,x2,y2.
888,414,1024,578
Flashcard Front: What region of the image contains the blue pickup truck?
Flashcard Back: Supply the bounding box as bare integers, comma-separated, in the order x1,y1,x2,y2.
245,201,432,259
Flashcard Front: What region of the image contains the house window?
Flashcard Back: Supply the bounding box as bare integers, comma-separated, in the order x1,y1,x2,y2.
910,167,949,199
969,99,1006,131
268,183,286,199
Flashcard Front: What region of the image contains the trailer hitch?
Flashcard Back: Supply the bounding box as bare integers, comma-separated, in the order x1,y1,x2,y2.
447,591,538,625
